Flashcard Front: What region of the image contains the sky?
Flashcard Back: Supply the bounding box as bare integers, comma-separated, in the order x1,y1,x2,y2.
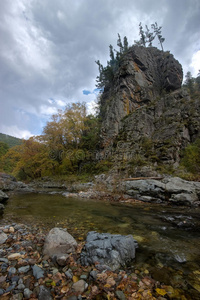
0,0,200,139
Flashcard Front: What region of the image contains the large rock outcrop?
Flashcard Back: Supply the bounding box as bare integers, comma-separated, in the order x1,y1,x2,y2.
99,46,183,147
121,177,200,206
98,46,200,169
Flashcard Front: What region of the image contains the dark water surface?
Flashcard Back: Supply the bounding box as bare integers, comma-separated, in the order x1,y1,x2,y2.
1,192,200,297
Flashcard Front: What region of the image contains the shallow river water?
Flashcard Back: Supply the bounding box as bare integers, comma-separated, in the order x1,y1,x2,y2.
1,192,200,298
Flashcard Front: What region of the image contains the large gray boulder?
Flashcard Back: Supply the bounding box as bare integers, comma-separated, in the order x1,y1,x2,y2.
80,231,138,271
43,227,77,258
0,173,33,193
122,176,200,206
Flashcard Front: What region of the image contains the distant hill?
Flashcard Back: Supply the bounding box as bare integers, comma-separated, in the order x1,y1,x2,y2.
0,133,23,148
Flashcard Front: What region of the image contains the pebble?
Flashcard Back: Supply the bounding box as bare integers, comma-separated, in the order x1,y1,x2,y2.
65,269,73,279
90,270,98,280
17,283,25,289
11,275,19,283
32,265,44,279
1,263,8,272
8,253,23,260
72,279,88,293
116,290,126,300
80,274,88,280
38,285,52,300
18,265,30,273
9,226,15,233
0,275,6,283
0,232,7,244
24,288,32,299
0,288,5,295
8,267,17,275
10,293,23,300
0,257,8,263
5,283,16,292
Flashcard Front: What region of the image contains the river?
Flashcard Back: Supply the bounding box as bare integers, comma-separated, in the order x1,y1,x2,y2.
1,192,200,298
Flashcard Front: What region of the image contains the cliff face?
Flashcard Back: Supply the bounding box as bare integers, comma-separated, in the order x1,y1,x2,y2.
98,46,200,174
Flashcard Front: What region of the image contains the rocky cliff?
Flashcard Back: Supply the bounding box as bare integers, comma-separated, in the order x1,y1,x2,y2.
98,46,200,175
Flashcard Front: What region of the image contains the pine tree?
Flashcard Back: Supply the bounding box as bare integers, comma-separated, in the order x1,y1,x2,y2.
117,33,124,53
139,22,146,46
145,25,155,46
184,71,195,94
151,22,165,51
123,36,129,52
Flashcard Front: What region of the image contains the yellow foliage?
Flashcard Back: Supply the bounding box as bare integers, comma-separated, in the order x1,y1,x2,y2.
72,275,79,283
155,288,167,296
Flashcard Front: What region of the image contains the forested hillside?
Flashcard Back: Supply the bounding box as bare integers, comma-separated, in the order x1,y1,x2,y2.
0,133,22,148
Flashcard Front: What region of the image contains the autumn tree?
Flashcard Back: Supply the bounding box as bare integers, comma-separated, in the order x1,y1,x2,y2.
0,145,23,174
42,102,87,162
13,137,57,180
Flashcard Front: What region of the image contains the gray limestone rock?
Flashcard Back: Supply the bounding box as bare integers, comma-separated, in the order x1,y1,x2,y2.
0,232,7,245
43,227,77,257
81,231,138,271
32,265,44,279
121,176,200,206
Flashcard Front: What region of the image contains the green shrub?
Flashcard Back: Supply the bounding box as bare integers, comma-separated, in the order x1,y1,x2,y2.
181,139,200,174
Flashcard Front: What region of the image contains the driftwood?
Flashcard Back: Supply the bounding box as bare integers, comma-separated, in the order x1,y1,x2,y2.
123,177,163,181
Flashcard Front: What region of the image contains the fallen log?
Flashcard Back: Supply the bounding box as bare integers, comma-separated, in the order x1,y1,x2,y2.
122,177,163,181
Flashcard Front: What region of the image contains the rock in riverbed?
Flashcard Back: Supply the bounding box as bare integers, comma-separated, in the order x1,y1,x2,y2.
81,231,138,271
121,176,200,206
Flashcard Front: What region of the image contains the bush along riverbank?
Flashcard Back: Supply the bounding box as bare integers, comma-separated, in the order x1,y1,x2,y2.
0,223,199,300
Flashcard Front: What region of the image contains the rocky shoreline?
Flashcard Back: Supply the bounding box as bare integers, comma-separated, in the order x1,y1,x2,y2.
1,172,200,208
0,222,197,300
1,173,200,299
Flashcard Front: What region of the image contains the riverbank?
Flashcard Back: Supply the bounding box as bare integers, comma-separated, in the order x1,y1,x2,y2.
0,222,198,300
1,173,200,298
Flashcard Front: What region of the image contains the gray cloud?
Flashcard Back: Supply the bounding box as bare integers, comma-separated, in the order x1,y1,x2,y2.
0,0,200,138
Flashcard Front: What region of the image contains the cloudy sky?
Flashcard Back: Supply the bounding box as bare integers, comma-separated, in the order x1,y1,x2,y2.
0,0,200,138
